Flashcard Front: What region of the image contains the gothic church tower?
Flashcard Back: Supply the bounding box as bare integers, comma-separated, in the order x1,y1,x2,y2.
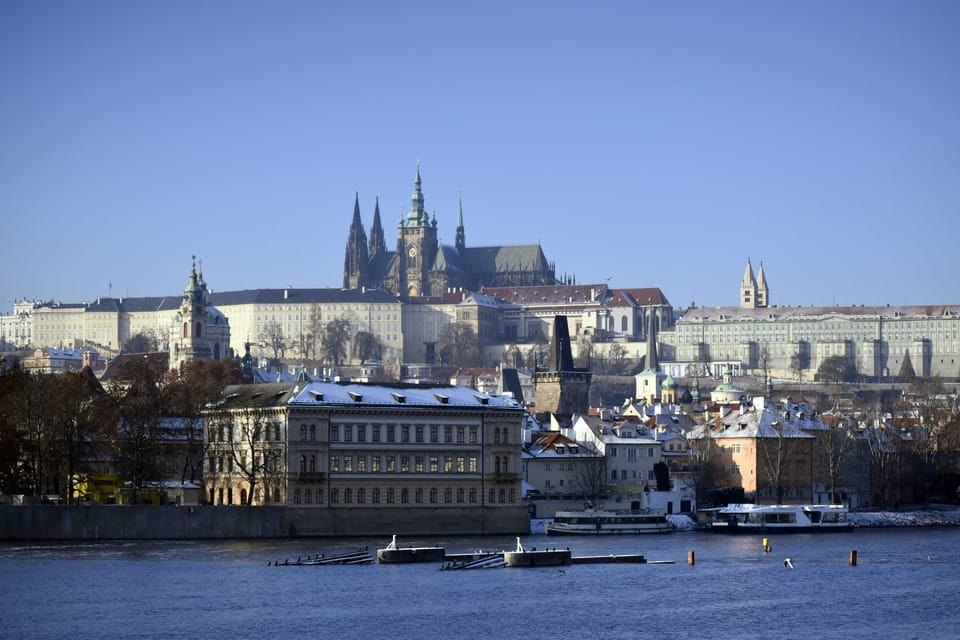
343,193,370,289
397,164,439,297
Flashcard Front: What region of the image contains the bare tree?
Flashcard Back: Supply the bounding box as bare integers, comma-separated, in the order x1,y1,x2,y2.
607,343,629,376
109,357,169,504
688,434,722,507
206,406,285,505
353,330,382,364
52,370,115,504
756,423,808,505
567,456,606,502
12,370,60,498
863,417,896,508
303,305,324,361
123,331,159,354
322,318,353,366
789,353,805,382
575,332,594,370
438,322,479,367
167,359,241,484
816,418,857,504
263,321,287,360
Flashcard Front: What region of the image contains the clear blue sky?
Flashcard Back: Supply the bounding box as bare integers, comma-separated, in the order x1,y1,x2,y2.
2,1,958,311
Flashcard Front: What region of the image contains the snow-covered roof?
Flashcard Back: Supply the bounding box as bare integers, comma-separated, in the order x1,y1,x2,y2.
214,380,523,411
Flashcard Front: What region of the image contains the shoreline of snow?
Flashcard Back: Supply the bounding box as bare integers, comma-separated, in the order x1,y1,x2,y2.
530,508,960,534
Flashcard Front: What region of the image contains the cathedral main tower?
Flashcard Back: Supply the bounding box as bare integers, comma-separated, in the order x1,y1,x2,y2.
396,164,438,297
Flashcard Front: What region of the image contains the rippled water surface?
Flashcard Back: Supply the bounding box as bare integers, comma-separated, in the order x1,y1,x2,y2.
2,528,959,640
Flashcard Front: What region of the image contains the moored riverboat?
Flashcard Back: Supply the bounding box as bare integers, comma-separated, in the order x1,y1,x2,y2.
545,507,674,535
707,503,854,533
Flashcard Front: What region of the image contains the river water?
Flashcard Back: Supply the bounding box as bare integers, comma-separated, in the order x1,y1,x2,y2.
2,528,959,640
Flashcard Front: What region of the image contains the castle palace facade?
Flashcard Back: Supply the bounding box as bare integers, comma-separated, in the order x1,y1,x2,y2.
343,166,557,297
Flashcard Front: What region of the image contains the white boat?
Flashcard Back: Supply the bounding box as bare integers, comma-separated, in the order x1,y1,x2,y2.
545,507,674,535
707,503,854,533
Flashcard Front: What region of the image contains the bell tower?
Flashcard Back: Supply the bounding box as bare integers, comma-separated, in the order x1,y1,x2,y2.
171,256,212,370
397,164,438,297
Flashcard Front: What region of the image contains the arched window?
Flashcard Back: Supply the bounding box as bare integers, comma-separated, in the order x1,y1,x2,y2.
183,322,188,338
330,488,338,503
415,488,423,503
621,316,628,332
494,428,500,444
499,489,506,503
456,488,464,503
293,489,301,504
488,488,495,503
387,488,395,503
509,489,516,503
430,488,438,503
344,488,352,503
444,488,452,503
299,455,306,473
195,321,202,337
401,488,409,503
304,489,312,504
494,457,501,473
469,488,477,503
372,488,380,503
357,488,365,503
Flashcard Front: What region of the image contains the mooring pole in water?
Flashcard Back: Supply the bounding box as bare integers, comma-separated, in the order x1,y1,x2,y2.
688,550,695,565
849,549,857,566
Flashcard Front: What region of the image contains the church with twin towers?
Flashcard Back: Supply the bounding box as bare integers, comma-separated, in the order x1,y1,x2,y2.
343,165,557,297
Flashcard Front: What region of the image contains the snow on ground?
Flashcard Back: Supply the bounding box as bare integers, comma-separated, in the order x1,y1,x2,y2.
529,508,960,534
849,507,960,528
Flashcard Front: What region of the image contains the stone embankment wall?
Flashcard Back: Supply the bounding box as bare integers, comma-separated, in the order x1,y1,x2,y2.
0,505,529,540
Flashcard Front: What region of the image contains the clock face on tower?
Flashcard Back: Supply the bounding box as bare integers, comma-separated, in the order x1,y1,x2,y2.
408,246,418,257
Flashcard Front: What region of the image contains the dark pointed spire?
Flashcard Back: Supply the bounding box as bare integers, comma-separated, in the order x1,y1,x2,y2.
369,196,386,257
646,306,659,372
455,195,466,251
343,193,369,289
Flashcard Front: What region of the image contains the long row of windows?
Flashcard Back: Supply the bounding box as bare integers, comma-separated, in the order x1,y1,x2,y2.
327,424,508,444
210,423,283,443
291,486,517,505
325,453,483,474
610,469,657,481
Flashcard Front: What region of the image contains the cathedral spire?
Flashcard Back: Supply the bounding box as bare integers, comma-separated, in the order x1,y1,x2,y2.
369,196,386,256
408,163,427,226
741,258,757,288
455,195,466,251
740,258,759,309
756,260,769,307
343,193,369,289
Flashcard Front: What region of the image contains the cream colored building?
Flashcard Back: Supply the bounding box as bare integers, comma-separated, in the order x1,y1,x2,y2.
665,260,960,380
0,300,35,349
209,287,404,364
201,381,526,533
